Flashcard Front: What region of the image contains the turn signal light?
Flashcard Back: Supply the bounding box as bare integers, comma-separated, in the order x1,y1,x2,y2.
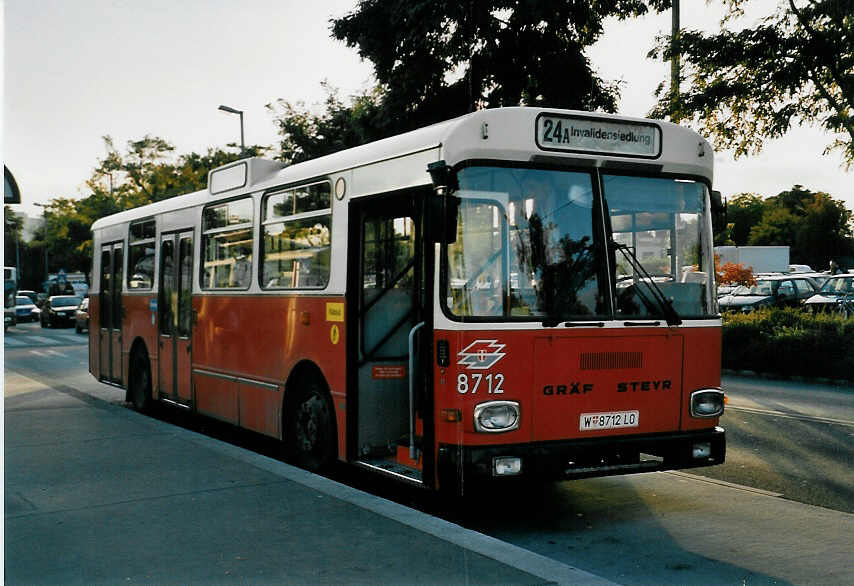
440,408,461,422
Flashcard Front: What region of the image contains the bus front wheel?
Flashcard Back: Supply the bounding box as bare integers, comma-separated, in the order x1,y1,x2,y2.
128,349,152,412
286,379,336,472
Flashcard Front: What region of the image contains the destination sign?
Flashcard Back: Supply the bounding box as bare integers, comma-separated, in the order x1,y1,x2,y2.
536,114,661,158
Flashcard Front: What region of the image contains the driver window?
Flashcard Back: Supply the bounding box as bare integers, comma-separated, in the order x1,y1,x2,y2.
447,200,506,317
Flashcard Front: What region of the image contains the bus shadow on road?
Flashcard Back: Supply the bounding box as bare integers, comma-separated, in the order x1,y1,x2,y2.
430,476,792,586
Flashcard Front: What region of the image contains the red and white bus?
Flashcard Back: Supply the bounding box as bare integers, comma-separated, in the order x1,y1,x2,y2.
90,107,725,491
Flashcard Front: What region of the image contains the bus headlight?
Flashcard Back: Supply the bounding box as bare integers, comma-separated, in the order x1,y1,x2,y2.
474,401,520,433
690,389,725,418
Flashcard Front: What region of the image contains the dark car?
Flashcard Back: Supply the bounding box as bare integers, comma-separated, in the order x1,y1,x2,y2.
718,275,819,313
40,295,83,328
14,295,38,322
75,297,90,333
804,274,854,316
17,289,39,305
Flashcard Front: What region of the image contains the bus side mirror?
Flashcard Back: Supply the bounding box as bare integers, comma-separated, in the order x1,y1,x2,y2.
428,195,459,244
710,190,726,237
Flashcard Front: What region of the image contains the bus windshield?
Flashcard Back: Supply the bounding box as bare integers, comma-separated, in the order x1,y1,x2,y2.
443,166,714,321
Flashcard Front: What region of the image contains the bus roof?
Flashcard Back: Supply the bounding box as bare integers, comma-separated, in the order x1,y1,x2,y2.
92,107,712,232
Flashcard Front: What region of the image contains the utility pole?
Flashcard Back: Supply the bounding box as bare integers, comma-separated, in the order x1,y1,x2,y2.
670,0,681,123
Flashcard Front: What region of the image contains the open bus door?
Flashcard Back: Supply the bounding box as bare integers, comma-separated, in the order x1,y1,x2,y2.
348,191,433,485
98,243,123,383
157,230,194,407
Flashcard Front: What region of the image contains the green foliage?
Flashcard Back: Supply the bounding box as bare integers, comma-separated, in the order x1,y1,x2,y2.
725,193,765,246
267,83,386,165
26,137,269,286
4,205,24,263
718,185,854,269
91,135,269,206
723,307,854,380
649,0,854,168
748,206,799,247
331,0,669,136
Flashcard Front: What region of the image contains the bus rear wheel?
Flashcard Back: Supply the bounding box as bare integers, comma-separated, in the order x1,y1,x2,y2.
129,349,152,412
286,379,336,472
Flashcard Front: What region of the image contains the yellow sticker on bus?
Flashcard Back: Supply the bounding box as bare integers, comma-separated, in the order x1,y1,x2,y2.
326,302,344,322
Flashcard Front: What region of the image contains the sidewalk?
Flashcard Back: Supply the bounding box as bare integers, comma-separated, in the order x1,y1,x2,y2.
4,370,615,585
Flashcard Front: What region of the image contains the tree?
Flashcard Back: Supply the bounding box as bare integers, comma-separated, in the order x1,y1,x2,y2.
25,139,270,287
4,205,24,269
738,184,854,269
793,191,854,268
650,0,854,168
748,206,801,248
91,136,269,207
724,193,765,245
331,0,669,136
717,260,757,287
267,83,385,165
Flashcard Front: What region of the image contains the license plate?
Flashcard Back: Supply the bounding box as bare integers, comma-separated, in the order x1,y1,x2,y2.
580,410,639,431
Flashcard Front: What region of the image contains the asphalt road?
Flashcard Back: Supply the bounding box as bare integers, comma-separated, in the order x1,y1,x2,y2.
694,375,854,513
5,322,853,585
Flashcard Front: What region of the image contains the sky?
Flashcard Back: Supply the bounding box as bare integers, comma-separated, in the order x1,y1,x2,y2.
3,0,852,221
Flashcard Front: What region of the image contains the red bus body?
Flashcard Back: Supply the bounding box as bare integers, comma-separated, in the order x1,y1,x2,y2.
89,108,725,492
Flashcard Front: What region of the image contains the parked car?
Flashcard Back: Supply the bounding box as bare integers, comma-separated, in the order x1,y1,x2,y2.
14,295,38,322
75,297,90,333
718,275,819,312
795,272,831,288
804,274,854,314
716,284,736,298
40,295,83,328
17,289,39,305
788,264,813,274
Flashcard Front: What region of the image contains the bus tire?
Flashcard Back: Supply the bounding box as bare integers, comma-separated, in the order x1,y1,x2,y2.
285,378,336,472
128,348,152,412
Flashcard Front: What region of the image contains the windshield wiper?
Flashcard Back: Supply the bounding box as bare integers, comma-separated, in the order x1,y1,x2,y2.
541,318,605,328
611,241,682,326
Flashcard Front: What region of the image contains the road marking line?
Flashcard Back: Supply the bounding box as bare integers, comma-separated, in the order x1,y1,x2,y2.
726,404,854,428
27,336,55,344
664,471,784,497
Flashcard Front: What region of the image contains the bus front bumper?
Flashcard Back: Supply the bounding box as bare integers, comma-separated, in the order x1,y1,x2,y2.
438,427,725,486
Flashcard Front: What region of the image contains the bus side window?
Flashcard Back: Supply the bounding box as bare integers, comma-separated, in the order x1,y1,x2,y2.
128,219,156,289
201,198,253,290
261,182,332,290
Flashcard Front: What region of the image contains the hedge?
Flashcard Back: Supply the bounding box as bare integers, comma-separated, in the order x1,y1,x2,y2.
722,308,854,382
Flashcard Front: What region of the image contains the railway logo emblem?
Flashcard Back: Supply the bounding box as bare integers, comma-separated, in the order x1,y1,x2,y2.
457,339,506,370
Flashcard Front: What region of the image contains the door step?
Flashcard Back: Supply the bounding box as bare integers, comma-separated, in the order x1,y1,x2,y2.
159,395,192,410
356,458,423,484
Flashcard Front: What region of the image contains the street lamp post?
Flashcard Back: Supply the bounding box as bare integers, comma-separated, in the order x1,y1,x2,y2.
218,104,245,155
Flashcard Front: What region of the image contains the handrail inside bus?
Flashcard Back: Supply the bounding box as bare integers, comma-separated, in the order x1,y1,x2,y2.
361,256,417,315
408,321,425,460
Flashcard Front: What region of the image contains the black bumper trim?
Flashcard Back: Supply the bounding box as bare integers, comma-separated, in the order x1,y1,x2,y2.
438,427,725,487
